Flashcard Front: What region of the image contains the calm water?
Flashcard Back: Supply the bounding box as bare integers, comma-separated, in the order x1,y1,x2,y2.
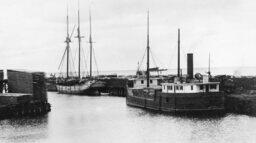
1,92,256,143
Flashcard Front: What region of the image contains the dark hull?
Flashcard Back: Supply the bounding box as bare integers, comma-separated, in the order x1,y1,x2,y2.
126,89,225,114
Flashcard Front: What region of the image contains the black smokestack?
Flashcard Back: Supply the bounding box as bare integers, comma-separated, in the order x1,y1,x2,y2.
187,53,193,79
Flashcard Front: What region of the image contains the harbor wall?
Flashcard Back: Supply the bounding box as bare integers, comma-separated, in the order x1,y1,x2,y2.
97,78,128,96
0,70,3,93
7,70,33,94
7,70,47,102
225,94,256,116
0,70,50,119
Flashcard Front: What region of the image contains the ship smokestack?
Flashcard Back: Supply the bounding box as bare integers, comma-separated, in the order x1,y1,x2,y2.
187,53,193,79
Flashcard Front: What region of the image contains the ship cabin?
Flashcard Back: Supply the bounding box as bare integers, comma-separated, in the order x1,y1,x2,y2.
162,82,220,93
128,77,161,89
162,75,220,93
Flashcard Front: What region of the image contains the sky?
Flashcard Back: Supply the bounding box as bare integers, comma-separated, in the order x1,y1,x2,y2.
0,0,256,74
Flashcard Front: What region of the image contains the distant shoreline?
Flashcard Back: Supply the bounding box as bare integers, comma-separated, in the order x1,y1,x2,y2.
46,66,256,77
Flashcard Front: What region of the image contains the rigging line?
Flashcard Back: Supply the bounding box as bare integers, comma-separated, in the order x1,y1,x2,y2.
81,46,89,76
80,48,85,77
69,27,78,68
168,43,178,66
153,48,166,68
84,43,90,76
73,43,79,64
69,25,76,39
92,47,99,75
59,62,64,75
138,48,147,70
181,45,186,58
59,62,64,74
58,48,67,70
69,50,77,77
85,44,90,73
149,48,158,68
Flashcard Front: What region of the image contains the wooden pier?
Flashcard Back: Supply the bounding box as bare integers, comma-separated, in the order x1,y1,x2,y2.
93,78,128,97
0,70,51,119
225,93,256,116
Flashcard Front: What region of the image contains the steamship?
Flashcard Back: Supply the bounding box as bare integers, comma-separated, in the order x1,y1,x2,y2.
126,14,225,114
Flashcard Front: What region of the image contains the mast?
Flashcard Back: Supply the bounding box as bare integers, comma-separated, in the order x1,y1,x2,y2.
177,29,180,78
76,1,83,79
146,11,150,88
208,53,211,75
89,8,93,78
65,6,70,78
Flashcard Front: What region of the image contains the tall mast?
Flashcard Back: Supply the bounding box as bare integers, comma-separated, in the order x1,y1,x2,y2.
146,11,150,88
89,7,93,78
177,29,180,77
76,1,83,79
65,6,70,78
208,53,211,75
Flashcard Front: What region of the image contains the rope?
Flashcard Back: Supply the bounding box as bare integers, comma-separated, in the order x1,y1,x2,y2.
168,43,178,68
58,48,67,70
92,47,99,75
82,46,89,76
73,43,79,66
138,48,147,70
69,50,77,77
149,48,158,67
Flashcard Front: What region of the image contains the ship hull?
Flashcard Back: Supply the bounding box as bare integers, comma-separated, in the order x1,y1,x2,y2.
56,81,99,95
126,88,225,114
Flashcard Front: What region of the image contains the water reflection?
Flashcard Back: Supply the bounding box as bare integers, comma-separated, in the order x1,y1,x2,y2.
0,115,49,143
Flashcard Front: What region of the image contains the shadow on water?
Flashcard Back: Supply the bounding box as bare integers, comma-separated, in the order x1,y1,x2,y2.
127,106,227,120
6,114,49,126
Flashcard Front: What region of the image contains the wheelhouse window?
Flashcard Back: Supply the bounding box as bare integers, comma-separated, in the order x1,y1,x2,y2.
167,86,172,90
191,85,193,90
141,80,144,84
210,84,217,89
180,86,183,90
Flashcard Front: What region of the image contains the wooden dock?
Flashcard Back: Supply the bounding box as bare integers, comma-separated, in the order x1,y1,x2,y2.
0,70,51,119
225,93,256,116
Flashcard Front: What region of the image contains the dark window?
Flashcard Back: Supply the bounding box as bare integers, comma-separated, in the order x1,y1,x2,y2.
200,85,204,90
191,85,193,90
141,80,144,84
180,86,183,90
166,98,169,103
167,86,172,90
150,80,153,83
210,84,217,89
176,86,179,90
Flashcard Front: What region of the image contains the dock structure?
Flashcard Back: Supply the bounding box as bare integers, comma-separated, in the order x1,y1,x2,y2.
0,70,51,119
225,94,256,116
90,77,128,97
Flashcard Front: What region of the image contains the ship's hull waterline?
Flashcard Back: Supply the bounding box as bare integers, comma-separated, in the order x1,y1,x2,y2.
126,88,225,114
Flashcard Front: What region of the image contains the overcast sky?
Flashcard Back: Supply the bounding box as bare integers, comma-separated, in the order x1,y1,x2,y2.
0,0,255,74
